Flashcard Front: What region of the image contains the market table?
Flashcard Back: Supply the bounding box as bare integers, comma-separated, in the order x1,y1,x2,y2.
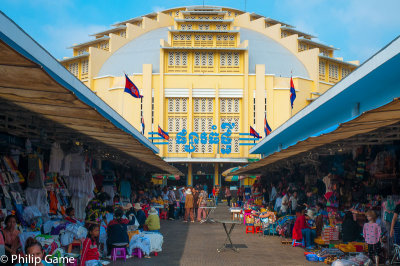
230,207,242,221
216,220,241,253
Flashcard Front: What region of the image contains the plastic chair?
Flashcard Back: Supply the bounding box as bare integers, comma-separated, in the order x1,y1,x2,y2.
111,246,127,262
132,248,142,259
246,225,255,234
160,210,168,220
292,238,305,247
255,226,262,234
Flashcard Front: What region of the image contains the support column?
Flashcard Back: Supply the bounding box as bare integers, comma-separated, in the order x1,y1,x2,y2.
187,163,193,186
214,163,219,186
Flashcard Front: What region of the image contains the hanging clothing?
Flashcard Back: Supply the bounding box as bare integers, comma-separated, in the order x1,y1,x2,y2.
48,142,64,173
103,185,115,206
25,188,49,216
60,153,71,177
27,154,44,188
119,180,131,200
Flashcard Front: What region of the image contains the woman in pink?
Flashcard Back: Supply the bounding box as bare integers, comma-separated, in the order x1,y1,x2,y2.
197,189,207,222
225,186,231,206
363,210,381,265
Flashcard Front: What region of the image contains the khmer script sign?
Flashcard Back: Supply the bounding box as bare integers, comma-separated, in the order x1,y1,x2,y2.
176,123,234,154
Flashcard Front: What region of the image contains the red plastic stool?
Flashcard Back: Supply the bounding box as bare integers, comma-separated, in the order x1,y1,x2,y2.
160,211,168,220
153,252,158,256
255,226,262,234
245,225,255,234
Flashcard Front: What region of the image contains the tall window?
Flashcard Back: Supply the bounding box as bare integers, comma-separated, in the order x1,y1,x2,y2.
342,68,351,78
328,64,339,79
319,61,326,76
81,60,88,74
68,63,78,76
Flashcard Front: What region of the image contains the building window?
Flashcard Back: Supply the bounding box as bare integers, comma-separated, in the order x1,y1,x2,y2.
81,59,88,74
168,138,174,153
173,34,179,40
319,61,325,75
234,53,239,66
168,52,174,65
120,30,126,38
201,98,207,112
217,35,222,41
342,67,351,78
201,52,207,66
220,98,239,114
329,64,338,79
194,98,213,113
229,35,234,41
175,11,179,16
186,35,191,40
194,52,200,66
208,35,213,41
228,11,232,16
168,117,174,132
187,24,193,30
220,117,240,132
216,24,221,31
222,25,227,30
281,31,288,38
220,52,226,66
182,52,188,66
233,138,239,153
299,43,307,51
181,24,186,30
68,62,79,76
208,52,214,66
207,117,213,131
168,98,188,113
175,52,181,65
77,49,86,55
195,35,200,41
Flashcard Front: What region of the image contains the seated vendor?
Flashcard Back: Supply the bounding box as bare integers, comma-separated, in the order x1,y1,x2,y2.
292,207,316,248
133,203,146,229
315,203,328,237
342,211,361,243
65,207,78,224
106,208,129,255
2,215,21,263
144,208,160,232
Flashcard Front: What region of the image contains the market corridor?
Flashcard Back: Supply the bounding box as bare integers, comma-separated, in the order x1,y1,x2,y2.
109,205,313,266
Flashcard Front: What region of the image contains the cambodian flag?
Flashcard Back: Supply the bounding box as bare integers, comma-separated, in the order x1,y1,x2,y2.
158,125,169,140
124,74,143,98
264,115,272,136
250,126,261,139
290,77,296,109
141,116,145,135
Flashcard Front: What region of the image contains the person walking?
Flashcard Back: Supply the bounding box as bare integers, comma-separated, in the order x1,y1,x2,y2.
167,187,176,220
197,188,208,222
193,187,199,220
225,186,232,207
184,189,194,223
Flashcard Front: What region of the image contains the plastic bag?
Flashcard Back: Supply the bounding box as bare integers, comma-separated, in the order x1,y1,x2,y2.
331,259,357,266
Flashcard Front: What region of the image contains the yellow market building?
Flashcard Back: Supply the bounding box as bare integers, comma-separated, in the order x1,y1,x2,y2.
60,6,358,187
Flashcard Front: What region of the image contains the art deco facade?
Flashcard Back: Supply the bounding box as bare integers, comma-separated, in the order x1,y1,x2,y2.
61,6,358,186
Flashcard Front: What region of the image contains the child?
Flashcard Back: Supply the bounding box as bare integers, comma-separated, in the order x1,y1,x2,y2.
363,210,381,265
65,207,78,223
16,237,51,266
81,224,100,266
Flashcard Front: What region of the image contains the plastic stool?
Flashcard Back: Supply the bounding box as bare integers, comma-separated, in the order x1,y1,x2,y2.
111,247,127,261
246,225,255,234
153,252,158,256
160,211,168,220
292,238,305,247
255,226,262,234
132,248,142,258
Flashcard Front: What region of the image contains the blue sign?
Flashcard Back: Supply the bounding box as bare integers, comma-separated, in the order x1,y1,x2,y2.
177,123,234,154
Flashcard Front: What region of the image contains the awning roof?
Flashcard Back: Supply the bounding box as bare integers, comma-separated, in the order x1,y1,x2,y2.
250,36,400,157
0,11,182,176
231,98,400,175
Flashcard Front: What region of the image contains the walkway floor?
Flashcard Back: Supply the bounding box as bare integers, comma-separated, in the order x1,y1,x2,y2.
109,205,314,266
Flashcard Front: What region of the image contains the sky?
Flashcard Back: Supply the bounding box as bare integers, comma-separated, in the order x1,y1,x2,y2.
1,0,399,63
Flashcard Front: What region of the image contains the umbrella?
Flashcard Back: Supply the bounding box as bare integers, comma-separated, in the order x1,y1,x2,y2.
221,166,241,177
224,175,240,182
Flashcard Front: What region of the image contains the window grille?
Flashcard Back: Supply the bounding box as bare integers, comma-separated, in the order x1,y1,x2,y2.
208,52,214,66
68,63,78,76
182,117,187,130
220,99,226,113
175,52,181,65
186,35,191,40
201,98,207,112
233,138,239,153
233,117,239,132
220,52,226,66
234,53,239,66
342,68,350,78
81,60,88,74
195,52,200,66
229,35,234,41
329,64,338,78
182,52,188,66
168,138,174,153
175,117,180,132
216,25,221,31
223,35,228,41
199,25,203,30
227,98,233,113
168,52,174,65
181,24,186,30
222,25,227,30
201,35,206,41
217,35,222,41
195,35,200,41
201,118,206,131
175,98,181,112
175,138,180,153
179,34,185,40
228,11,231,16
201,52,207,66
120,31,126,38
233,98,239,112
175,11,179,16
194,99,200,112
187,24,192,30
204,25,210,30
168,117,174,131
319,61,325,75
227,53,232,66
207,117,213,132
207,98,213,112
173,34,179,40
207,143,213,153
194,117,200,131
208,35,213,40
